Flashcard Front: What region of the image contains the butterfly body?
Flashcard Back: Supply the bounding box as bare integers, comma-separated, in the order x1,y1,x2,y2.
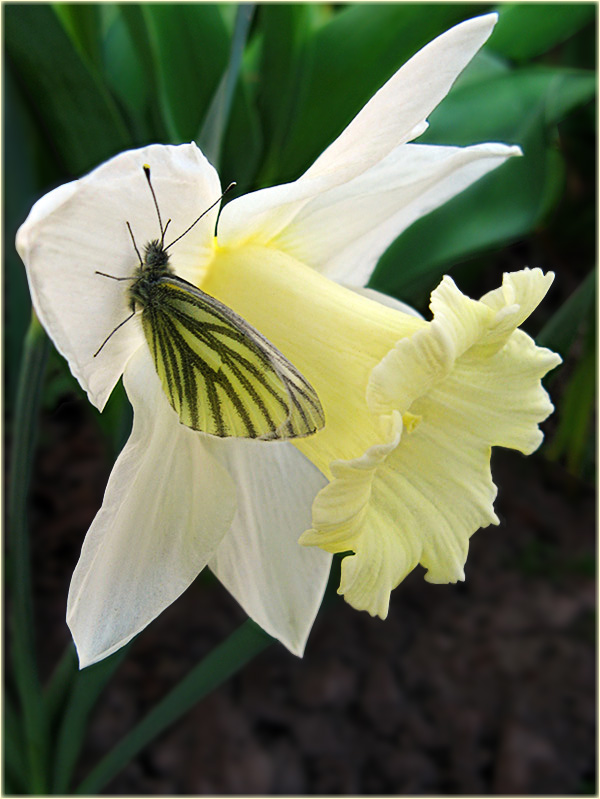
127,236,325,440
128,239,171,311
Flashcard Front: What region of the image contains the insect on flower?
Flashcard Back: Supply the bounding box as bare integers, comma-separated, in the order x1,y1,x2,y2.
94,165,325,440
16,15,560,668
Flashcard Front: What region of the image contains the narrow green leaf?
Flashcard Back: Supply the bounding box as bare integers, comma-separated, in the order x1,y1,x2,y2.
117,4,170,141
102,8,152,141
220,72,264,193
3,693,28,793
5,4,131,175
545,324,596,477
144,4,230,142
52,645,130,793
4,62,38,410
197,4,255,169
254,4,317,186
43,644,79,733
75,620,273,794
54,3,104,72
490,3,596,62
6,316,51,793
537,270,596,358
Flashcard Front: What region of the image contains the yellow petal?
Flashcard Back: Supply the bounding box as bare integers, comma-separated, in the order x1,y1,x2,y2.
301,268,561,615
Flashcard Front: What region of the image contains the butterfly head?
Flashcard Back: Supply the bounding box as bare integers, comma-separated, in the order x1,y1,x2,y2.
142,239,171,281
143,239,170,268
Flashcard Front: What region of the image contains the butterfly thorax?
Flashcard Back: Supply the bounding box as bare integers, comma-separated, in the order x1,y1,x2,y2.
129,239,173,311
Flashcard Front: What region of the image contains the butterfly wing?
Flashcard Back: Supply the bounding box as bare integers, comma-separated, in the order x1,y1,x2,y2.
141,275,325,439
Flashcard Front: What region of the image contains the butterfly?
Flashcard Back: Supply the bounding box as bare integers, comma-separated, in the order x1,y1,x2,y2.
94,165,325,440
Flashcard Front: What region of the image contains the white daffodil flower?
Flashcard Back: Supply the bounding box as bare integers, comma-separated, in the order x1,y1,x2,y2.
17,14,560,668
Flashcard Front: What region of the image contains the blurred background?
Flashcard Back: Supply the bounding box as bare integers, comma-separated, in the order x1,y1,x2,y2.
5,3,596,794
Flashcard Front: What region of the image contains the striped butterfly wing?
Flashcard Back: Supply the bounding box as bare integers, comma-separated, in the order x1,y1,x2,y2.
141,276,325,439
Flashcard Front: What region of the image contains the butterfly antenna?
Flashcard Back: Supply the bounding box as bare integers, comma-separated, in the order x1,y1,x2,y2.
93,311,136,358
164,182,236,252
143,164,165,242
126,221,143,265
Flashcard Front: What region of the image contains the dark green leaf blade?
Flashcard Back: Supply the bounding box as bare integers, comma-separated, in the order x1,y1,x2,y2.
5,4,131,175
490,2,596,62
537,270,596,359
271,3,485,183
143,3,230,142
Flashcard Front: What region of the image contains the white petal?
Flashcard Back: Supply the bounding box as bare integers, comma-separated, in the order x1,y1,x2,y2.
274,142,521,286
218,15,498,249
303,14,498,180
67,346,236,668
17,143,221,410
207,439,331,656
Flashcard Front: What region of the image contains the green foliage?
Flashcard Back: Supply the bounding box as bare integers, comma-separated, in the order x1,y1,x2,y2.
490,2,595,61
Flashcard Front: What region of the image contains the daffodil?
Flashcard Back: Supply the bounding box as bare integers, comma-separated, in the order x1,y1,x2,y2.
16,13,560,668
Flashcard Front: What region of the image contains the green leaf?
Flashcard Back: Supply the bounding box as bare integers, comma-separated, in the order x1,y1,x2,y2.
116,3,170,141
4,62,40,410
253,4,318,186
5,4,131,175
3,694,28,794
197,4,255,169
6,318,51,793
220,74,263,194
44,645,79,733
54,3,104,72
102,7,154,142
490,3,596,62
537,270,596,359
453,47,511,89
76,620,273,794
144,3,230,142
269,3,485,183
545,322,596,478
371,68,596,301
52,645,130,793
420,67,596,145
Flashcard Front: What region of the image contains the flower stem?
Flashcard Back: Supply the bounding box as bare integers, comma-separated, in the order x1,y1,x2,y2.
7,314,50,793
75,619,273,794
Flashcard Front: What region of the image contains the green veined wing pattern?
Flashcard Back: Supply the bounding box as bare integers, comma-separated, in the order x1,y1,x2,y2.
142,276,325,440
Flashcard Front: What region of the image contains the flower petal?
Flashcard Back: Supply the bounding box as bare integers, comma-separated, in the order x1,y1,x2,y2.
273,142,521,285
207,439,331,656
67,346,236,668
302,402,501,618
439,331,560,455
17,143,220,410
304,14,498,180
367,269,559,415
218,14,499,252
